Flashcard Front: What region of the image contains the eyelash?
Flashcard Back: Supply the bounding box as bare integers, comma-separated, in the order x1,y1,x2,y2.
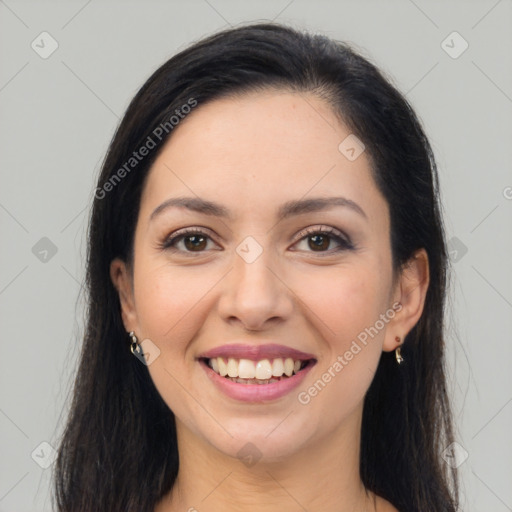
159,225,355,256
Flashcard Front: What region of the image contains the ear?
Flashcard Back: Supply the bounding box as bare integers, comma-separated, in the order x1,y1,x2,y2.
383,248,430,352
110,257,139,334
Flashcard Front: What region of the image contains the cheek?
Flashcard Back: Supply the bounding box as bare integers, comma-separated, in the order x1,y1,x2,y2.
292,266,388,417
132,263,218,416
133,262,214,345
293,263,389,348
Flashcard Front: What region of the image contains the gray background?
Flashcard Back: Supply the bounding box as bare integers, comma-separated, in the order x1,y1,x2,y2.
1,0,511,510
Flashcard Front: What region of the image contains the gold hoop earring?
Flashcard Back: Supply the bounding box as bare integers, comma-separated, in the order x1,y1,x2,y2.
395,336,404,365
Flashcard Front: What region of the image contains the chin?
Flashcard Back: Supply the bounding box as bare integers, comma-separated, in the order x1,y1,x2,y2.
201,418,314,467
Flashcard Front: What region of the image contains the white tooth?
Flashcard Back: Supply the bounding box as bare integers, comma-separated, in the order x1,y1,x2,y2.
212,356,302,379
284,358,294,377
255,359,273,380
217,357,228,377
272,358,284,377
227,357,238,377
238,359,256,379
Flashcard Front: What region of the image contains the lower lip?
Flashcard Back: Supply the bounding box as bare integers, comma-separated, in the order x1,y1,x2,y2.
198,359,316,403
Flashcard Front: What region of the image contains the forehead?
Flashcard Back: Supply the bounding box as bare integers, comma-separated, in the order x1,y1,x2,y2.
139,90,387,227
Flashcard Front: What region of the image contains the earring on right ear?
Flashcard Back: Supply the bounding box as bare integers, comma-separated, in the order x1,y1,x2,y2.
395,336,404,365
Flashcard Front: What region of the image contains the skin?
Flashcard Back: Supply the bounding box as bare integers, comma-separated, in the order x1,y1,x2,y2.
111,89,429,512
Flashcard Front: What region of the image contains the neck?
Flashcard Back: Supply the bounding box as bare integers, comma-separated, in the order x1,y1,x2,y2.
156,406,373,512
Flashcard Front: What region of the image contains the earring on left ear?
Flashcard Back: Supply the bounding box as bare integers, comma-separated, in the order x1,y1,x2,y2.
129,331,142,356
395,336,404,365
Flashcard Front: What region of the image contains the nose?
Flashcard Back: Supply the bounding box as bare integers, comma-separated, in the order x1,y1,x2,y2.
217,245,293,331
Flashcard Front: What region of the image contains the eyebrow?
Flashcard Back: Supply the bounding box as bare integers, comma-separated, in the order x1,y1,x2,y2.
150,195,367,222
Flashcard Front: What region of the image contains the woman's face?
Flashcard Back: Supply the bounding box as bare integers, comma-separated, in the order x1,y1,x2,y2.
112,90,418,464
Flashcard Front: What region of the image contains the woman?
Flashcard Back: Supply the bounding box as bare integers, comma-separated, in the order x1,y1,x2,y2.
53,22,459,512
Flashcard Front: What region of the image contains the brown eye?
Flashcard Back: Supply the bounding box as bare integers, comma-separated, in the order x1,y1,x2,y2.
183,234,208,251
292,226,355,254
307,234,331,251
161,228,218,254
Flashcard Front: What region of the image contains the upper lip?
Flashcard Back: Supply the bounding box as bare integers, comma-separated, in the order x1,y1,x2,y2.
198,343,316,362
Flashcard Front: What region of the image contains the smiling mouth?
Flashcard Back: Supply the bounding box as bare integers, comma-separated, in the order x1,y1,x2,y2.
200,357,316,385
